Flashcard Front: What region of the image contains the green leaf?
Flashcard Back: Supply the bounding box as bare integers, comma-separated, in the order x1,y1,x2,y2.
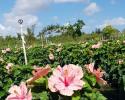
84,91,107,100
34,77,46,86
72,95,80,100
83,81,92,91
85,74,96,86
32,91,49,100
0,90,6,98
0,81,3,87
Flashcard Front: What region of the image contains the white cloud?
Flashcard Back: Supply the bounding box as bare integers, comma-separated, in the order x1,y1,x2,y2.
104,17,125,26
84,2,100,16
4,14,38,35
0,0,90,36
12,0,52,15
0,24,5,30
0,0,53,36
54,0,89,3
99,17,125,28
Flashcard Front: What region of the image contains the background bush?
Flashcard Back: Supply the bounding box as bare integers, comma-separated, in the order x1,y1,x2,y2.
1,39,125,99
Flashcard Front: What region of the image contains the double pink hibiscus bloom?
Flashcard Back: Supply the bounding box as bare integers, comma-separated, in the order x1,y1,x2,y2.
48,64,85,96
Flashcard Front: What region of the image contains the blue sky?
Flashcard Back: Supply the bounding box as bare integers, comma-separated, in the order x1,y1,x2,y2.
0,0,125,36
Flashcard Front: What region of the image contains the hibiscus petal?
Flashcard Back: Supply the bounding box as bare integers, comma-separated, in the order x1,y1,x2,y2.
8,85,21,94
68,80,84,90
6,94,19,100
53,66,62,76
48,64,84,96
64,64,83,79
97,78,107,85
85,63,94,73
27,89,32,100
48,76,58,92
32,65,51,81
55,82,65,90
60,89,74,96
20,82,27,96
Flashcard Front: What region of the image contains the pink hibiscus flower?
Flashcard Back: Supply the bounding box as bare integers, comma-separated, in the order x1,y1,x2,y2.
27,65,51,84
48,64,84,96
92,42,102,49
6,48,11,52
6,82,32,100
85,63,107,85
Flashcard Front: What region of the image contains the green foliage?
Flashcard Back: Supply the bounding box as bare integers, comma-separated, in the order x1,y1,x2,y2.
83,91,107,100
102,25,119,39
84,73,97,87
63,20,85,38
2,40,125,90
12,65,33,84
38,19,85,40
122,75,125,91
1,39,125,99
72,95,80,100
0,64,32,99
0,65,12,99
25,25,36,46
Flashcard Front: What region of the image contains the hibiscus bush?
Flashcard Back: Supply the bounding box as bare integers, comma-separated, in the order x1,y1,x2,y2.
3,64,107,100
1,39,125,99
0,63,32,99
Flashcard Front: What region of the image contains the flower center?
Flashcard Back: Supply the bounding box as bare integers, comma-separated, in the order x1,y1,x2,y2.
63,69,75,87
63,70,70,86
64,77,69,86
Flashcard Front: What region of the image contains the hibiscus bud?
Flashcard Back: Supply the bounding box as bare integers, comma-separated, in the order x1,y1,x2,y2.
6,63,13,73
118,59,124,64
49,53,54,61
56,48,62,52
92,42,102,49
6,48,11,52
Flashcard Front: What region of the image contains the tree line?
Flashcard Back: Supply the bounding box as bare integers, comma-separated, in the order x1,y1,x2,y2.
0,19,125,49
